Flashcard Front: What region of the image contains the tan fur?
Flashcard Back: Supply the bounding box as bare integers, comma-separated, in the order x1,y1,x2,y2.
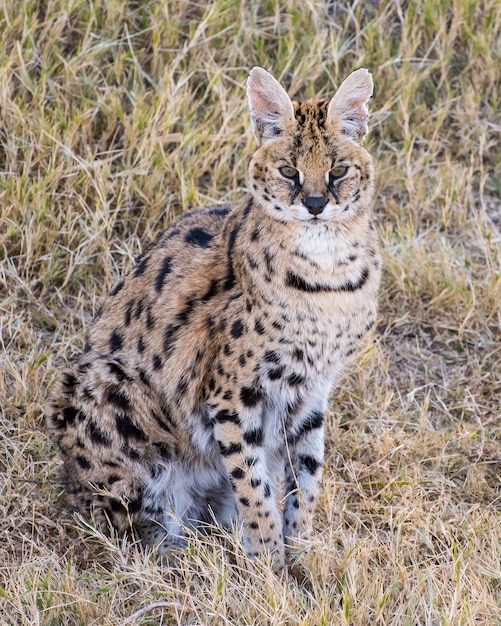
46,67,381,571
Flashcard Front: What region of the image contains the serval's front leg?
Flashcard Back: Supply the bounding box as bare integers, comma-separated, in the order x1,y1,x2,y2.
213,404,285,571
283,406,325,555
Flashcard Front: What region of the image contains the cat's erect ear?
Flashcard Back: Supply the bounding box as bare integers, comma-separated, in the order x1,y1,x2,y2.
327,68,373,141
247,67,295,145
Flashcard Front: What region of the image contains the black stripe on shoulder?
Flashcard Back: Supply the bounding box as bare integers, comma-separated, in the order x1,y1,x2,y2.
223,198,253,291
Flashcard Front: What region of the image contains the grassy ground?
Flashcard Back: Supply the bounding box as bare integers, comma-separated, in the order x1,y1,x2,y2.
1,0,500,624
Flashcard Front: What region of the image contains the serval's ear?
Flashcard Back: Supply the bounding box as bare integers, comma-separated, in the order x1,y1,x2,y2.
327,68,373,142
247,67,295,146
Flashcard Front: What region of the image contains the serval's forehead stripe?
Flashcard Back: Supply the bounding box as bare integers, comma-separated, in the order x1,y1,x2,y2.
291,99,334,152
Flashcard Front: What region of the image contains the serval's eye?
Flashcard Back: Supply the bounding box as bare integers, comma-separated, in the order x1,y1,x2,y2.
330,165,348,180
279,165,299,180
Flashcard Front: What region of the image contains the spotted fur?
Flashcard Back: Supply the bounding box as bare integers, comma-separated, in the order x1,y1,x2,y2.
46,67,381,571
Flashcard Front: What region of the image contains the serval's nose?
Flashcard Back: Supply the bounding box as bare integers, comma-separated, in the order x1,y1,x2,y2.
304,195,327,216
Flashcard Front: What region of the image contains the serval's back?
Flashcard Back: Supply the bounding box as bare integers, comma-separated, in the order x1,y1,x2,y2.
46,67,381,571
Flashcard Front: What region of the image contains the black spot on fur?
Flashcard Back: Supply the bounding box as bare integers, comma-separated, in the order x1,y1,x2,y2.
134,255,149,277
224,199,252,290
231,319,244,339
155,256,173,292
215,409,240,424
61,372,78,394
146,306,155,330
243,427,263,446
177,377,188,394
287,373,305,386
240,385,264,408
201,279,219,302
154,442,173,460
300,455,322,475
163,324,180,357
106,387,130,413
57,405,78,428
263,482,271,498
264,350,280,363
109,329,123,353
107,361,131,383
254,319,265,335
290,410,324,441
88,422,111,446
134,300,144,320
138,368,151,387
124,300,135,327
137,336,145,354
110,281,124,296
240,497,250,506
76,456,90,470
185,227,213,248
231,467,245,480
116,413,147,442
208,206,231,217
268,366,285,381
152,354,163,370
218,441,243,457
250,478,261,488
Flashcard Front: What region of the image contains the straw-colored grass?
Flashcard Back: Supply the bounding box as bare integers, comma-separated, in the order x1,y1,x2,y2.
1,1,500,624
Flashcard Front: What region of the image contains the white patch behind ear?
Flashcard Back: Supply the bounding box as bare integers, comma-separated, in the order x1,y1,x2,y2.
327,68,373,140
247,67,295,145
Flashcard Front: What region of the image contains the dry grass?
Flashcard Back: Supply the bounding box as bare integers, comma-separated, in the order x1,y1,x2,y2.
1,0,500,624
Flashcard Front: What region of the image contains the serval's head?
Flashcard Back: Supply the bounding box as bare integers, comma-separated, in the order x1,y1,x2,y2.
247,67,374,225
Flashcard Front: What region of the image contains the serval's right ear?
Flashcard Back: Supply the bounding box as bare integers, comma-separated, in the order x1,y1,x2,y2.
247,67,295,146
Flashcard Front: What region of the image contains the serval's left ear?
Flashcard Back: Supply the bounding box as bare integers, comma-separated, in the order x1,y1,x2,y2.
247,67,295,146
327,68,373,142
